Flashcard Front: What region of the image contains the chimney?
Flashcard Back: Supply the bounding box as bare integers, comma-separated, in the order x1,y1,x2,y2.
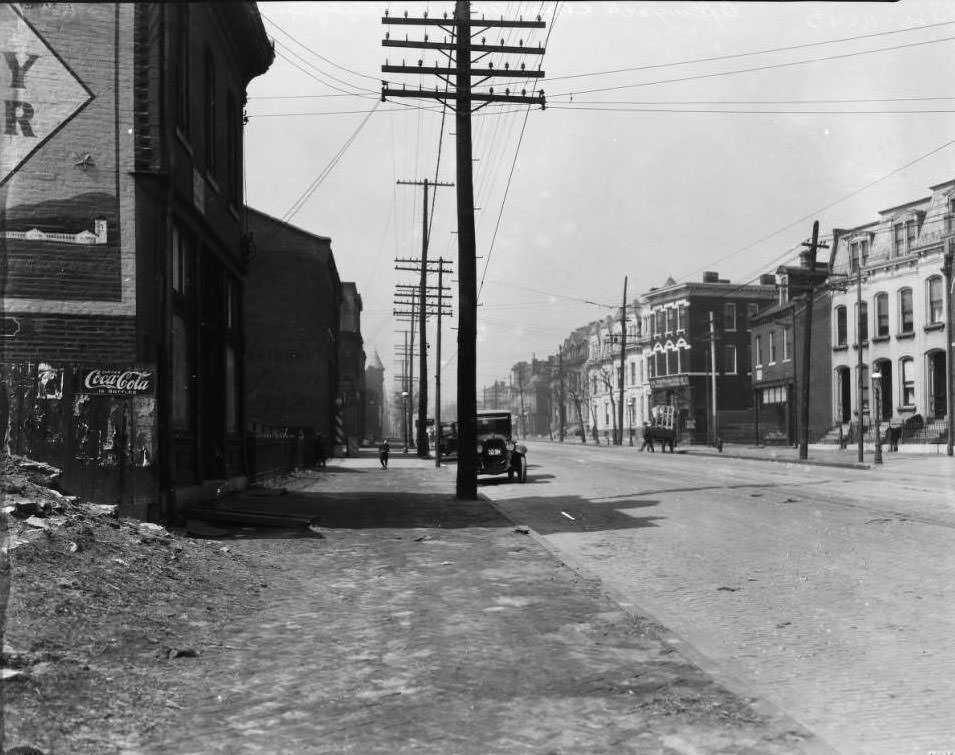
702,271,719,283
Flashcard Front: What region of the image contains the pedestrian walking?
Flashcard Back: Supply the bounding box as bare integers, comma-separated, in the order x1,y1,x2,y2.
639,421,655,452
379,439,390,469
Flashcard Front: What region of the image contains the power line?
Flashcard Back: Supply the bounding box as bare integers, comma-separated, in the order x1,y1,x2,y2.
550,33,955,98
272,45,373,98
282,102,381,222
543,18,955,84
551,105,955,115
261,11,381,83
479,106,532,298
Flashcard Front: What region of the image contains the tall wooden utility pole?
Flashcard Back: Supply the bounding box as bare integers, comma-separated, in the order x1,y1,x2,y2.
382,2,546,498
397,178,453,457
557,344,566,441
394,267,452,454
796,220,829,460
709,311,718,446
434,258,453,466
617,276,628,446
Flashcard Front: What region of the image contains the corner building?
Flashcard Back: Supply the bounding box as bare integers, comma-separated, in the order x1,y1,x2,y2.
0,3,273,518
641,272,775,443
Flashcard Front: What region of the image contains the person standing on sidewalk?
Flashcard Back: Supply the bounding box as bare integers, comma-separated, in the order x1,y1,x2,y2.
640,421,655,452
379,439,390,469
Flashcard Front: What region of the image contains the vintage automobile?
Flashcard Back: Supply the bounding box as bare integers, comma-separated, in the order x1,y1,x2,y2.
476,410,527,482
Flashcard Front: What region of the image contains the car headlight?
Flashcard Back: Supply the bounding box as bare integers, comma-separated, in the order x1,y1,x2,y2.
477,443,483,454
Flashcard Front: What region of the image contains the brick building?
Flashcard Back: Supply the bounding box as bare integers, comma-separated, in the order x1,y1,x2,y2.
364,350,385,443
244,208,341,449
641,272,776,443
750,252,832,445
0,3,272,518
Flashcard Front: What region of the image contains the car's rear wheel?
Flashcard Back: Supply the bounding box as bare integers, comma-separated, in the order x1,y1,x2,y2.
515,456,527,483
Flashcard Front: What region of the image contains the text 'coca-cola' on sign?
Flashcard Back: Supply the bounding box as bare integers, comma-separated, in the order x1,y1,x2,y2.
78,367,155,396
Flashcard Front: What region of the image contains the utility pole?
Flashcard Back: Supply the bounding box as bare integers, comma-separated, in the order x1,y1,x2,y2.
856,245,865,464
617,276,628,446
797,220,829,460
518,369,527,438
397,178,453,458
943,244,954,457
709,311,718,446
434,258,453,467
558,344,566,441
382,3,546,499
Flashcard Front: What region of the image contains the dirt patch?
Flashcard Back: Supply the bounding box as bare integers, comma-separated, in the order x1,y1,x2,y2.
1,455,270,755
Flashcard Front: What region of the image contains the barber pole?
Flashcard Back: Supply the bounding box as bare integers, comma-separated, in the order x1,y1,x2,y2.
335,399,346,455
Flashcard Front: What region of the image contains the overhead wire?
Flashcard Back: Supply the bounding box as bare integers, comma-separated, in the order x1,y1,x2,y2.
542,17,955,84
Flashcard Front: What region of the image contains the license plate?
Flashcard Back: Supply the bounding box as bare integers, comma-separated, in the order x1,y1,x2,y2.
487,448,502,456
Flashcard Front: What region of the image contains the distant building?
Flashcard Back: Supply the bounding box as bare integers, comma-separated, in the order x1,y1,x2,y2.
365,351,385,442
552,325,591,442
244,208,341,447
509,358,552,438
750,251,832,445
0,3,272,518
338,283,365,453
828,180,955,443
641,272,776,443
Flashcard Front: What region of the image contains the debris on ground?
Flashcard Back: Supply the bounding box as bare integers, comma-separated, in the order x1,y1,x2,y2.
0,454,268,755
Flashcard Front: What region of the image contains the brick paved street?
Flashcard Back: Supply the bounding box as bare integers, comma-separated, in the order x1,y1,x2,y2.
142,454,826,755
484,440,955,755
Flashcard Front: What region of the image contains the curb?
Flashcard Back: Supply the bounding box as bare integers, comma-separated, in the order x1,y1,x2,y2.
678,449,871,471
479,491,841,755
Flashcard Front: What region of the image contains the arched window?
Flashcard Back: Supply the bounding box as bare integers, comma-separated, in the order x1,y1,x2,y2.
899,288,914,334
927,276,944,325
835,306,848,346
874,292,889,338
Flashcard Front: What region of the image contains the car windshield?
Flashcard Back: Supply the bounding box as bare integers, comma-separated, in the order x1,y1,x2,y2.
476,415,510,437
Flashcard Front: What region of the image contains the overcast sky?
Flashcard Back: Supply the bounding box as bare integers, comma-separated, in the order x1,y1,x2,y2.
244,0,955,407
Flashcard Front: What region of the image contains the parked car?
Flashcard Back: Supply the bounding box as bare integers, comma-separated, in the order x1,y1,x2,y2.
476,410,527,482
437,421,458,458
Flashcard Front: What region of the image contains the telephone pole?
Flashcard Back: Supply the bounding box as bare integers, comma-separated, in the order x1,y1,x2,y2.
709,311,718,446
434,258,453,466
557,344,566,442
796,220,829,460
382,2,546,499
617,276,628,445
397,178,453,457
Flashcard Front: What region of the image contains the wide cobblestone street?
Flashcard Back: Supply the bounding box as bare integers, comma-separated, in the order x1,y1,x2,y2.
142,454,827,755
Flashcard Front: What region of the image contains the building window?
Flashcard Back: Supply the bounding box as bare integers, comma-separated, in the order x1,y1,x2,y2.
175,5,190,135
204,48,217,176
171,226,193,295
875,292,889,337
849,238,870,271
724,345,737,375
604,402,610,426
754,334,763,367
656,351,666,377
893,224,905,256
856,301,868,343
906,219,917,251
835,306,848,346
677,304,686,332
769,331,777,364
630,361,636,385
928,276,944,325
592,375,598,395
899,288,914,334
783,328,791,361
647,355,655,379
724,302,737,332
901,356,915,406
666,307,677,333
655,310,664,336
666,349,677,375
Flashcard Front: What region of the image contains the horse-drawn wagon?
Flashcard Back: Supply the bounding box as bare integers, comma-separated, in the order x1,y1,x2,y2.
643,404,679,452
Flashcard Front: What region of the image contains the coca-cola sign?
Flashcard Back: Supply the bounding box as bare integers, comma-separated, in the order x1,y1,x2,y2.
80,368,154,396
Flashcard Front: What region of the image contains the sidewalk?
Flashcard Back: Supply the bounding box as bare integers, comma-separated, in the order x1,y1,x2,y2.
143,453,832,755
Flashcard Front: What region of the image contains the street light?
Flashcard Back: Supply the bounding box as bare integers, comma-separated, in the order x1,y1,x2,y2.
872,371,883,464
